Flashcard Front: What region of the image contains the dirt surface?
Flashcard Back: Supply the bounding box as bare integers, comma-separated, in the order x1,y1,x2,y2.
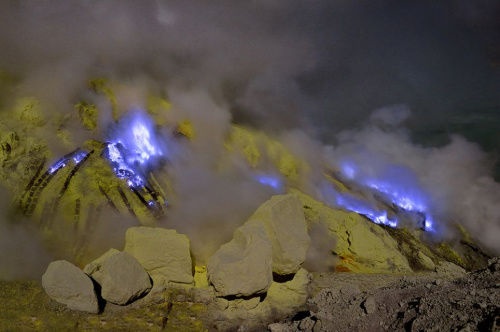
2,259,499,331
270,258,500,332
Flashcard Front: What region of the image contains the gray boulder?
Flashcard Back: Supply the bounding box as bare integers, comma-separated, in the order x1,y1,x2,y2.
42,260,99,313
124,227,193,286
84,249,152,305
208,222,273,297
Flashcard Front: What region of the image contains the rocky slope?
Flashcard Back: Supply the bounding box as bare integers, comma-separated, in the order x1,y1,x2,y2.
0,79,497,331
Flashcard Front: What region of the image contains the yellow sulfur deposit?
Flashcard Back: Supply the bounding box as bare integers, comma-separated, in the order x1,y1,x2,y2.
225,125,308,185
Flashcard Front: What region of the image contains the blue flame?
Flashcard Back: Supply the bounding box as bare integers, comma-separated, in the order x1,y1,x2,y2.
335,192,399,228
255,173,283,191
104,110,169,190
72,150,89,164
334,160,435,231
48,159,68,175
48,149,89,175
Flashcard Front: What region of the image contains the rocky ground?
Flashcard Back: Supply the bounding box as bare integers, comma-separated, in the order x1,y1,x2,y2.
1,258,498,331
270,257,500,332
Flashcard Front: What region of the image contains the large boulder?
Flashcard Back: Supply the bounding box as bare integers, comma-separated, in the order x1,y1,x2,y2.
84,249,152,305
124,227,193,286
207,194,310,297
247,194,310,275
42,260,99,313
208,222,273,297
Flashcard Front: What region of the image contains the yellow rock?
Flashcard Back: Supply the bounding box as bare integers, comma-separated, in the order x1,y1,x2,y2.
13,97,46,127
225,125,308,186
291,189,412,274
88,78,118,120
74,102,98,131
265,268,310,313
175,120,195,139
193,265,209,288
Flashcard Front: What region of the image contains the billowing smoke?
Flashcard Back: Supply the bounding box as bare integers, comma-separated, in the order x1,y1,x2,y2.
0,1,499,278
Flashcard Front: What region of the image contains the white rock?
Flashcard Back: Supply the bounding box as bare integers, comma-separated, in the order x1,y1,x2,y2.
208,222,273,297
124,227,193,286
84,249,152,305
247,194,310,275
42,260,99,313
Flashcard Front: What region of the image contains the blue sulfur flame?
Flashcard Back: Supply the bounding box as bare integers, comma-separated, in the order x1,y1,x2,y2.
48,159,68,175
318,158,436,231
48,149,89,175
335,192,398,228
255,173,283,191
335,159,435,232
104,110,169,190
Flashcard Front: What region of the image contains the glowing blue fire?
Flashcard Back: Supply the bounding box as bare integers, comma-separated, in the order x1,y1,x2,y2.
335,192,398,228
48,149,89,175
48,159,67,175
72,150,89,164
104,110,169,190
333,159,436,232
255,173,283,191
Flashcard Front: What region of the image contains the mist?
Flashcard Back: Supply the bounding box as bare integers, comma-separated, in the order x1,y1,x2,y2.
0,1,499,278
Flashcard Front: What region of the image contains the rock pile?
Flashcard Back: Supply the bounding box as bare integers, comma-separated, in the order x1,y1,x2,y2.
41,227,192,312
269,257,500,331
40,191,490,331
41,194,313,319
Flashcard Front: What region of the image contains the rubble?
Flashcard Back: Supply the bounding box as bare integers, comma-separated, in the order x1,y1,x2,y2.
269,258,500,331
83,249,151,305
124,227,193,286
41,260,99,314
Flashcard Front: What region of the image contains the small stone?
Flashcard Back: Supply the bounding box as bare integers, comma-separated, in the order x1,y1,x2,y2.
416,252,436,271
488,257,500,272
361,296,376,314
42,260,99,313
298,317,316,331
